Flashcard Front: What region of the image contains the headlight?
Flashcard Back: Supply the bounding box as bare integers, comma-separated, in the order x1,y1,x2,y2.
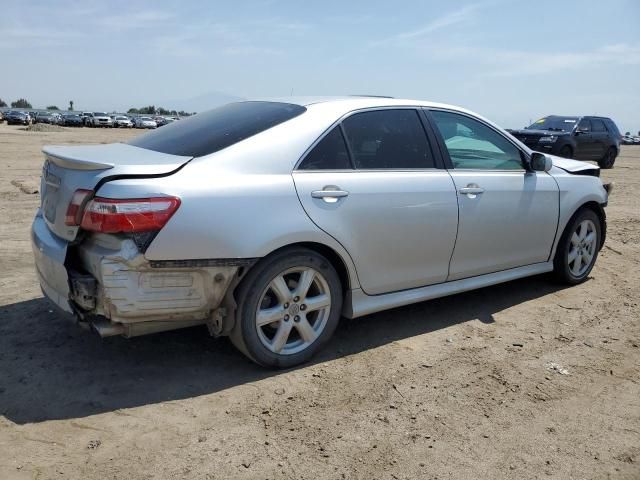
539,135,557,143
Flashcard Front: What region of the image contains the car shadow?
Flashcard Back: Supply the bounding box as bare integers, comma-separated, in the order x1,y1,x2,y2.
0,274,569,424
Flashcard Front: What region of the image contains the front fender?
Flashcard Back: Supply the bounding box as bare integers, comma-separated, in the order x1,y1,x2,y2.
549,173,608,260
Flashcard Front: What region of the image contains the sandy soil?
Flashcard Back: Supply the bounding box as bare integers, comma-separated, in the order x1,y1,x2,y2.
0,124,638,480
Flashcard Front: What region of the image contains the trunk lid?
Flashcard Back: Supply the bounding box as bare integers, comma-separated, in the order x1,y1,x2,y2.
41,143,192,241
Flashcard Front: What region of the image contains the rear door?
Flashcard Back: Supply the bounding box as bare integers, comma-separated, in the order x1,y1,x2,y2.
574,118,595,159
590,119,609,158
426,109,559,281
293,108,459,295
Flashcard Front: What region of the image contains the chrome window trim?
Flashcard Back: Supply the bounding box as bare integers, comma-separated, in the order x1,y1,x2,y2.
294,168,444,173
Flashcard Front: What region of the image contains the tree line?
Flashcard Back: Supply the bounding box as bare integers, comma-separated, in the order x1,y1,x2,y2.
127,105,195,117
0,98,195,117
0,98,74,110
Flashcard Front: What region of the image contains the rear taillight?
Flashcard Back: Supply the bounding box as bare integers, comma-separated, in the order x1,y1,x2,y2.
79,196,180,233
65,189,94,226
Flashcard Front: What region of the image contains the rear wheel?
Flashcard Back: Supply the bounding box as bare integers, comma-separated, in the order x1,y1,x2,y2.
230,248,342,368
559,145,573,158
598,147,616,169
553,208,601,284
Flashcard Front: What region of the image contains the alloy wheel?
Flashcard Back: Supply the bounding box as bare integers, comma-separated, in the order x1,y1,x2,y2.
568,219,597,277
255,267,331,355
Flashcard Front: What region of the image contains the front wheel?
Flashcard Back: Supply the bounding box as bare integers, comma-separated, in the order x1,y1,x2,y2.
559,145,573,158
230,248,342,368
553,208,601,284
598,147,617,169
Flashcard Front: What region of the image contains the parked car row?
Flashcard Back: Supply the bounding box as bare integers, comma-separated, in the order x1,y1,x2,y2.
0,110,182,129
622,135,640,145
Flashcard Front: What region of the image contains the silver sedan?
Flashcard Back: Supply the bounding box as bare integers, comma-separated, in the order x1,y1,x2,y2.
31,97,611,367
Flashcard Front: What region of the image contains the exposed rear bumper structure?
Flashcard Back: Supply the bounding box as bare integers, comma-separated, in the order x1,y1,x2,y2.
31,213,243,337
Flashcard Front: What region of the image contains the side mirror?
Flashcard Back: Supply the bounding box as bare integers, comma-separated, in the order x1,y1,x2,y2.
530,152,552,172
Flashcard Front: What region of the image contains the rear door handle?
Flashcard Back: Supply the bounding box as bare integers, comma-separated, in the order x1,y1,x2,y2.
311,187,349,203
459,186,485,195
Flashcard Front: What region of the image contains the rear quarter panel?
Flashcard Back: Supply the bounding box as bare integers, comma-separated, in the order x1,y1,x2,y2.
95,160,361,290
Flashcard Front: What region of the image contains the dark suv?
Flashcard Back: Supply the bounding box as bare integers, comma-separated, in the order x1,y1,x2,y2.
507,115,621,169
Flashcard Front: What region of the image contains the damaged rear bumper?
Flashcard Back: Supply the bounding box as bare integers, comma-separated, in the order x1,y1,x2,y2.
69,234,245,336
32,212,250,337
31,210,73,314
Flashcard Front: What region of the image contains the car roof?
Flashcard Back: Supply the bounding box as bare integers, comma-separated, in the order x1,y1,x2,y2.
544,114,613,121
256,95,463,110
246,96,493,125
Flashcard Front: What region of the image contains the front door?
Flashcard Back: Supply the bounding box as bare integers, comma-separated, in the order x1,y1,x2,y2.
293,109,459,295
428,109,559,281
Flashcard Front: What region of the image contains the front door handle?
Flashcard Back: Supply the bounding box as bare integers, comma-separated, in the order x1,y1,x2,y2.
311,187,349,203
459,185,485,195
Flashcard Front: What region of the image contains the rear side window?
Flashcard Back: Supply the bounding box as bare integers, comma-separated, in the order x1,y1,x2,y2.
604,119,620,137
592,119,606,132
341,110,435,169
128,101,306,157
298,127,352,170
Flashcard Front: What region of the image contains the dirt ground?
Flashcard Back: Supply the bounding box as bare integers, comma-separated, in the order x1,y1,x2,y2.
0,123,638,480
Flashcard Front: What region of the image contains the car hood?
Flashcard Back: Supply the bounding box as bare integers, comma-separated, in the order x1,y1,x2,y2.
508,129,570,136
549,155,599,174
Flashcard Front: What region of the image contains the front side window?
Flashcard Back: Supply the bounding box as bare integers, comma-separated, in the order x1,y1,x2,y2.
341,109,435,169
298,127,352,170
577,119,592,132
430,110,523,170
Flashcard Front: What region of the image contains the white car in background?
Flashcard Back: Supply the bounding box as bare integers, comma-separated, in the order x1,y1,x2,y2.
134,116,157,129
113,115,133,128
86,112,113,128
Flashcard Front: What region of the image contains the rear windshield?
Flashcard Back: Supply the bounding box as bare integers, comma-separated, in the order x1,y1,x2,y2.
128,101,306,157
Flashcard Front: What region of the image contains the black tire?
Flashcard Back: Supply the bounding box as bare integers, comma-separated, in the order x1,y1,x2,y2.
598,147,616,169
553,208,601,284
559,145,573,158
230,248,343,368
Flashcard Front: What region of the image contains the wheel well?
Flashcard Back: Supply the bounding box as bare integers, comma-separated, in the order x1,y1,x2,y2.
266,242,351,293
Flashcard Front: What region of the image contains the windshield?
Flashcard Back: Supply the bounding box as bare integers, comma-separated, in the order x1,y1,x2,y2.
526,116,578,132
93,112,107,116
116,116,128,120
128,101,306,157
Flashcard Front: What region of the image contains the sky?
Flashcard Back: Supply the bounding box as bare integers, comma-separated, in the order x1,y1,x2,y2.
1,0,639,132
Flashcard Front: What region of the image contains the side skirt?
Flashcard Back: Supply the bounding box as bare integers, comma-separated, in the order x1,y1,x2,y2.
344,262,554,319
